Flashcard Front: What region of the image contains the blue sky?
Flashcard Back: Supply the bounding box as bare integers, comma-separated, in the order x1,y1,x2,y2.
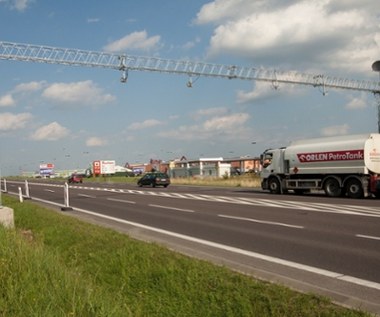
0,0,379,176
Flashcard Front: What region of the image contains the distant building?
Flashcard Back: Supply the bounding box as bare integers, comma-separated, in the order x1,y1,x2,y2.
168,157,226,178
223,156,261,174
126,155,261,178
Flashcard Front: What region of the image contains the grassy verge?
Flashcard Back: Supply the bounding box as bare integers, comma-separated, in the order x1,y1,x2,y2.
170,175,261,188
0,195,372,316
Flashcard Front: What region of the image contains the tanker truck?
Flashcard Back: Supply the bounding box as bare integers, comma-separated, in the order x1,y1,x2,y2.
260,133,380,198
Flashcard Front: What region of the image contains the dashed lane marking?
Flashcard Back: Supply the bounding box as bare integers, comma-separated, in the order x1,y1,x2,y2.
218,214,305,229
356,234,380,241
107,198,136,204
149,204,195,213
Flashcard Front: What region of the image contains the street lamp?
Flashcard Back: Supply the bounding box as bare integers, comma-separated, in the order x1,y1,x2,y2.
0,167,2,209
372,61,380,133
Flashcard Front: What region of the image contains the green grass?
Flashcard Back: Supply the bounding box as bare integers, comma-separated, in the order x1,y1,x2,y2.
170,175,261,188
0,195,373,316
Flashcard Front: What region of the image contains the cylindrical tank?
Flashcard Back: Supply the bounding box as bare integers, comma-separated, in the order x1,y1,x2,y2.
284,133,380,175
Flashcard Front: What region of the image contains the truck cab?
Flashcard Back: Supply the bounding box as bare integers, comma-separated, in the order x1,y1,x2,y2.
260,148,287,193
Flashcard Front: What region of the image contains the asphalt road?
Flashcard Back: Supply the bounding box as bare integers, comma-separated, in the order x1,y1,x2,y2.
3,179,380,315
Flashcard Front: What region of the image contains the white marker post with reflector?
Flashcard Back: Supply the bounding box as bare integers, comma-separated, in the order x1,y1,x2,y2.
61,182,73,211
24,180,31,199
18,187,23,203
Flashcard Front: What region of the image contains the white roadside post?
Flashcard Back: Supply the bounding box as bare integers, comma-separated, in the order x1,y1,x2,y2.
24,180,31,199
18,187,23,203
61,182,73,211
3,178,7,193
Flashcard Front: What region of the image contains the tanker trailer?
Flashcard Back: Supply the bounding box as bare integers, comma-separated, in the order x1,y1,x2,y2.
260,133,380,198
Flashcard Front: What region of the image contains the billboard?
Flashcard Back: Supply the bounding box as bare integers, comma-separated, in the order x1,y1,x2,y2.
39,163,54,176
93,160,116,175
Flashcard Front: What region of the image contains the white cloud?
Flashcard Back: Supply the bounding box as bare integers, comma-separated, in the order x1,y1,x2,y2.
159,112,251,141
0,112,32,131
30,122,70,141
204,113,249,131
13,0,29,11
197,0,380,74
13,81,46,93
103,31,161,52
236,81,303,103
128,119,164,130
1,0,32,11
194,107,228,118
320,124,350,136
0,81,46,108
87,18,100,23
196,0,260,24
0,94,15,107
42,80,115,106
237,82,279,103
346,97,367,110
182,37,201,50
86,137,107,147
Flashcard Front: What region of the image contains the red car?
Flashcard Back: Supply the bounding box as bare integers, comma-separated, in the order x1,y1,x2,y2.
68,174,83,184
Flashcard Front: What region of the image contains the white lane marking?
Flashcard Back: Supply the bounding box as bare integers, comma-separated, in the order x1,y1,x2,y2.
219,214,304,229
77,194,96,199
66,204,380,291
186,194,209,200
44,189,55,193
214,196,253,205
149,204,195,213
356,234,380,241
107,198,136,204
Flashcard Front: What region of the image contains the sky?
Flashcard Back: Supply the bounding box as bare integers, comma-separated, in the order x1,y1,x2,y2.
0,0,379,176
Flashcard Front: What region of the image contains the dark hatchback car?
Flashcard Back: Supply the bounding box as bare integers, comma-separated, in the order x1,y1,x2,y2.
137,172,170,188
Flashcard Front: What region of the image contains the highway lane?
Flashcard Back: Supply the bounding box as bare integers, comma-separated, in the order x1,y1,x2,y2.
3,180,380,313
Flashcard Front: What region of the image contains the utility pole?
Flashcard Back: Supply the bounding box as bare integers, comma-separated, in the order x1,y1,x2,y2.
372,61,380,133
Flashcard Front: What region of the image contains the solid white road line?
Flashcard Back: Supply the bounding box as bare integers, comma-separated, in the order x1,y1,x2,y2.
218,214,304,229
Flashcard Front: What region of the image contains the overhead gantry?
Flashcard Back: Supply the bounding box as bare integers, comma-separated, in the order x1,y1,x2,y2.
1,41,380,130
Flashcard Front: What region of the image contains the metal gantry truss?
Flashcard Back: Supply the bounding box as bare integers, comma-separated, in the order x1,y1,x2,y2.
1,40,380,129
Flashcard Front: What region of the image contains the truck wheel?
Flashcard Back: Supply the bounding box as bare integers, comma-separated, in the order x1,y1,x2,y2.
324,178,342,197
268,177,281,194
345,179,363,199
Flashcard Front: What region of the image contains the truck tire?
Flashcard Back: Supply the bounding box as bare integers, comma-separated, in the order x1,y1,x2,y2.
268,177,281,194
324,178,342,197
345,179,364,199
